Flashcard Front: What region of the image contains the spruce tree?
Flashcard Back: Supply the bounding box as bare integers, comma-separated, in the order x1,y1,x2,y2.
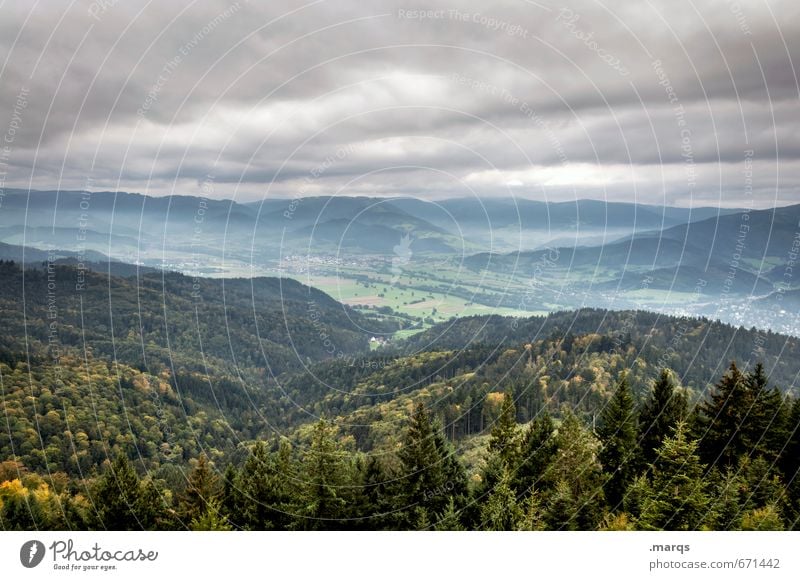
598,374,639,511
488,390,520,467
517,411,558,499
356,456,396,530
548,409,606,529
740,505,784,531
136,477,167,530
696,361,750,467
518,489,546,531
638,422,714,530
478,391,521,501
780,398,800,481
190,498,232,531
781,398,800,528
397,403,452,523
298,418,349,530
92,454,145,530
434,497,466,531
782,398,800,481
480,469,523,530
738,455,786,514
707,468,745,530
177,454,219,524
238,440,295,530
623,475,650,521
544,480,581,531
432,418,469,510
220,463,242,529
639,369,687,466
744,363,787,462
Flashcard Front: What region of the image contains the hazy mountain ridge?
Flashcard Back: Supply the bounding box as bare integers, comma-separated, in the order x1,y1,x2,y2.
1,189,746,261
466,204,800,298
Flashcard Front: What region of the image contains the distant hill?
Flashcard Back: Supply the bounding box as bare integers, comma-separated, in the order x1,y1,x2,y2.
0,261,394,376
0,190,466,258
265,196,465,254
0,190,747,264
466,204,800,298
0,241,108,263
391,197,738,229
0,242,158,276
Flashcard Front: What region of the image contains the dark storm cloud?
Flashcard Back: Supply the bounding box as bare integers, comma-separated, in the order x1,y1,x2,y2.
0,0,797,206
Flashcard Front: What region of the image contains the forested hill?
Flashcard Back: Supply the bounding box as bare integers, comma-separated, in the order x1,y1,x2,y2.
0,260,394,376
397,309,800,392
3,262,800,530
0,261,394,478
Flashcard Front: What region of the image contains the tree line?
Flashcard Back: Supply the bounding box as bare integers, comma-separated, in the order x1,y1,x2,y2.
2,360,799,531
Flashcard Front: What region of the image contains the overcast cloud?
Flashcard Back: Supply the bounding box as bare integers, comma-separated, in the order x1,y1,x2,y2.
0,0,798,206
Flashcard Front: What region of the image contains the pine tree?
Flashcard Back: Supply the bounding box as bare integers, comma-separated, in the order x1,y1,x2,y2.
177,454,219,524
518,489,546,531
517,411,558,498
220,463,242,529
298,418,349,530
548,409,606,529
638,422,714,530
738,455,786,514
92,454,145,530
740,505,784,531
480,469,523,530
488,390,520,467
598,374,639,511
238,440,295,530
640,369,687,466
434,497,466,531
744,363,787,462
190,498,233,531
782,398,800,480
397,403,452,523
782,399,800,529
356,456,396,530
706,468,745,530
696,361,750,468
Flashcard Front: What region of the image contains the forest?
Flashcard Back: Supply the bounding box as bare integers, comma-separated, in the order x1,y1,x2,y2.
2,362,800,530
1,262,799,530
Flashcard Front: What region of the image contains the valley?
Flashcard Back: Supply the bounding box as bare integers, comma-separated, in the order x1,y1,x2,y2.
3,190,800,531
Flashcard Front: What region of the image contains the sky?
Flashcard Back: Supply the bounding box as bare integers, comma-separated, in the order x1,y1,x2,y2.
0,0,798,207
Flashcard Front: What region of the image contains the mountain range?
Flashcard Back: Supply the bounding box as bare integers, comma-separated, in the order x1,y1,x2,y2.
0,189,745,261
3,188,799,335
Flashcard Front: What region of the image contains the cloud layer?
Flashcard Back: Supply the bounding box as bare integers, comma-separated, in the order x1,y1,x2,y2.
1,0,798,206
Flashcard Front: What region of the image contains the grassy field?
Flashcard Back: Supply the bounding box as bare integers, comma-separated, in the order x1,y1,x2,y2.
303,268,535,325
170,251,717,340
